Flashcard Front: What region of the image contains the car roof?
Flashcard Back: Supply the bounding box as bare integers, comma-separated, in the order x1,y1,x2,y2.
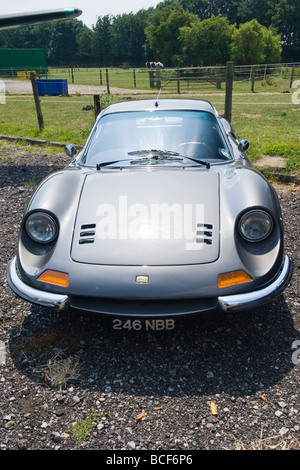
100,99,217,117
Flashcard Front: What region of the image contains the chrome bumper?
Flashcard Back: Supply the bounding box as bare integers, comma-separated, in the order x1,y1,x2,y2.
217,255,293,312
6,257,69,311
6,255,293,315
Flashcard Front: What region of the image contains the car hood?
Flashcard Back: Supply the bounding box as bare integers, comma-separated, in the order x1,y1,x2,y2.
71,169,220,266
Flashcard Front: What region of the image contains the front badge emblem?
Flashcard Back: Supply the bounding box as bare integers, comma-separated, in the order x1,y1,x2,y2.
136,275,149,284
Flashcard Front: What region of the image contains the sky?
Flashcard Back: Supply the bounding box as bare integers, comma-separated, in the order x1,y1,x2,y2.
0,1,162,29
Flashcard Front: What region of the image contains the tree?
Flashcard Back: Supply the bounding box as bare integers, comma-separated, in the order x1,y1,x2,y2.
76,25,93,63
236,0,271,26
180,15,235,66
178,0,299,60
0,22,53,50
268,0,300,60
47,20,84,65
263,27,282,64
169,0,241,23
109,10,152,65
145,4,198,65
91,15,113,64
230,19,281,64
236,0,299,58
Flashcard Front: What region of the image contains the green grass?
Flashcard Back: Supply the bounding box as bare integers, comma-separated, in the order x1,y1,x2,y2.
222,95,300,172
0,95,96,145
48,66,150,90
68,413,100,443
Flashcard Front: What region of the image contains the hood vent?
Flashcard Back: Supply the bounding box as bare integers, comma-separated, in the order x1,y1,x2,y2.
79,224,96,244
196,223,213,245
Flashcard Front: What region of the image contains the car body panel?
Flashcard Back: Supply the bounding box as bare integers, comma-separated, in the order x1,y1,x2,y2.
6,99,293,317
70,169,220,266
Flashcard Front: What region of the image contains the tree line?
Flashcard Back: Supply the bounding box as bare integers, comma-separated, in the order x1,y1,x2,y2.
0,0,298,67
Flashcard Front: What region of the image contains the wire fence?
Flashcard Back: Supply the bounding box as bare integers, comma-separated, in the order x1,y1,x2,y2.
49,62,300,94
1,62,300,94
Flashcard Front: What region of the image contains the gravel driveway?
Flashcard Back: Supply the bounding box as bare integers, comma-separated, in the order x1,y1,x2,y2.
0,146,299,451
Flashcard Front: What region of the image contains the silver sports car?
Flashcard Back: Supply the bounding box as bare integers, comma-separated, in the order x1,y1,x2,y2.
7,99,293,327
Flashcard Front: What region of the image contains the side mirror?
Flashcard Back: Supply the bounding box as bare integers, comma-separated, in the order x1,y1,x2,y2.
65,144,77,157
238,139,249,152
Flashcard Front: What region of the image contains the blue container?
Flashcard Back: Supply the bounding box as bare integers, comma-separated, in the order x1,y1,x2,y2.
36,79,68,96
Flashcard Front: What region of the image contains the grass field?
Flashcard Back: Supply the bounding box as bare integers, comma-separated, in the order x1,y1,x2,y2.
0,74,299,175
227,95,300,173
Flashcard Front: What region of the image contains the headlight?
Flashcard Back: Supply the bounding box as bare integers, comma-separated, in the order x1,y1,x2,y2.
25,212,58,244
238,210,273,242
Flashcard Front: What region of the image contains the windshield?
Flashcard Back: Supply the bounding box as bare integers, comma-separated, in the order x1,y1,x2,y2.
83,110,231,166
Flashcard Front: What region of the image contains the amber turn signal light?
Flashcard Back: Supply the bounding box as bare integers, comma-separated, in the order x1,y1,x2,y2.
218,270,252,288
38,270,69,287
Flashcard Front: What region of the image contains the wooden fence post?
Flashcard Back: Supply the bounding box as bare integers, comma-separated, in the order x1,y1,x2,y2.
177,69,181,94
106,68,110,94
251,66,256,92
149,71,154,88
30,72,44,131
290,66,295,88
224,61,233,123
94,94,101,120
133,70,136,88
156,69,161,89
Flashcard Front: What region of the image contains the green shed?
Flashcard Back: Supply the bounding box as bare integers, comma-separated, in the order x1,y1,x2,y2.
0,49,48,75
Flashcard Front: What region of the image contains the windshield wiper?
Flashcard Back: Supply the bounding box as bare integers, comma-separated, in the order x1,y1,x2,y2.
128,149,211,168
181,155,210,169
96,150,210,169
96,158,132,169
96,155,181,169
96,151,182,169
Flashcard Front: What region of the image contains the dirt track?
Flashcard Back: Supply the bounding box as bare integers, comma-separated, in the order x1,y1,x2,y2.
3,79,152,96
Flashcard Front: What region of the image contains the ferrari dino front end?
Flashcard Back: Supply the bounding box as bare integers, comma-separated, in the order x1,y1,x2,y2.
6,99,293,319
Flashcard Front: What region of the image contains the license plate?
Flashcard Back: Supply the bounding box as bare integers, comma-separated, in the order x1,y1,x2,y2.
112,318,176,331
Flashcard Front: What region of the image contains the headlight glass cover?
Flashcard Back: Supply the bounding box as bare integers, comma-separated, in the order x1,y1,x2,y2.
25,212,58,244
238,210,273,242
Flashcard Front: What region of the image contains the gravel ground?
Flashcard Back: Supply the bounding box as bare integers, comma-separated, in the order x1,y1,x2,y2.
0,146,299,452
